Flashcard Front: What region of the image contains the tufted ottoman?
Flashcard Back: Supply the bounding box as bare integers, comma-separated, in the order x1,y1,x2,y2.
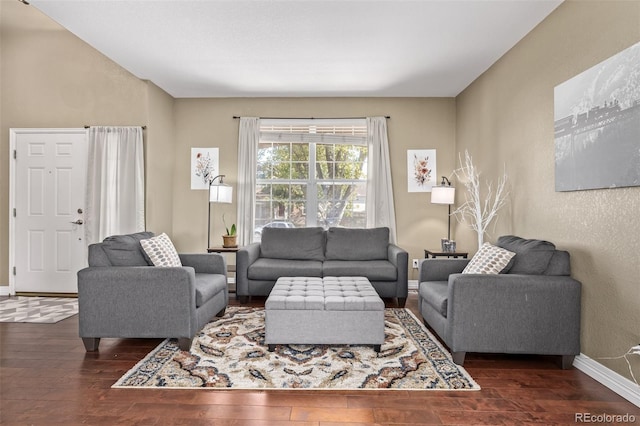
264,276,385,352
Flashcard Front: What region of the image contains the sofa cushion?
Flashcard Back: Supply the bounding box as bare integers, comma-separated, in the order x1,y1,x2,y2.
322,260,397,281
419,281,449,318
260,227,325,261
462,243,515,274
194,273,227,307
543,250,571,276
496,235,556,275
325,227,389,261
87,244,112,267
140,233,182,267
248,258,323,280
98,232,155,266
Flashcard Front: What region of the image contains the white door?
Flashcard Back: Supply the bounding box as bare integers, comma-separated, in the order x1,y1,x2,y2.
10,129,87,294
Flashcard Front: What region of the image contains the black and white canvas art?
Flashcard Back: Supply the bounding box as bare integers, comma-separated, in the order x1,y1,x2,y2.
554,40,640,191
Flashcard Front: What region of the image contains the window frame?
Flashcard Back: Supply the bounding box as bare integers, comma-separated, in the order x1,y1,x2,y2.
255,118,368,235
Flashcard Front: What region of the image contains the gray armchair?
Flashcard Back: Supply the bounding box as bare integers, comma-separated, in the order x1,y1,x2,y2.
418,235,581,368
77,232,228,351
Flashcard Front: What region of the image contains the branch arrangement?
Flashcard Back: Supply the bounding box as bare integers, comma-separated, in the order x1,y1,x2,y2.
451,150,509,249
599,344,640,385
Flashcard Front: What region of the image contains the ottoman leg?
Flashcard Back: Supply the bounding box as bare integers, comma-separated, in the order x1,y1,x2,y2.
373,344,381,353
268,344,276,352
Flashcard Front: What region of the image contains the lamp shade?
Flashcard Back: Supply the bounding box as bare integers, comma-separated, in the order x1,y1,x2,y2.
210,184,233,203
431,186,455,205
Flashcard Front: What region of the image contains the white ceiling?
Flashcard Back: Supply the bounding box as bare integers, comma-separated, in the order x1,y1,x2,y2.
29,0,563,98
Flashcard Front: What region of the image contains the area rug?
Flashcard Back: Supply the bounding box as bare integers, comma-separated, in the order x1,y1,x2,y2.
113,307,480,390
0,296,78,323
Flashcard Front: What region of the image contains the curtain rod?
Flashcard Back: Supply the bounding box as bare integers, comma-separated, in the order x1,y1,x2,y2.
232,116,390,120
84,125,147,129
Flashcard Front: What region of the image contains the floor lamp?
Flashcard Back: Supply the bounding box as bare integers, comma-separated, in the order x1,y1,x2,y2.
207,174,233,249
430,176,455,241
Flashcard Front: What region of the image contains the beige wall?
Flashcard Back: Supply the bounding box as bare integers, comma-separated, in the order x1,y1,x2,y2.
145,82,176,235
171,97,456,277
0,2,156,286
456,0,640,380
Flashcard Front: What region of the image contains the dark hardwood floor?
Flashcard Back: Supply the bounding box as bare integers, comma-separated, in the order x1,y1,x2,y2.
1,293,638,425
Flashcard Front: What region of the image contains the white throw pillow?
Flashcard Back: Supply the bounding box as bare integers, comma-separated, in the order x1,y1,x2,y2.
140,233,182,267
462,242,515,274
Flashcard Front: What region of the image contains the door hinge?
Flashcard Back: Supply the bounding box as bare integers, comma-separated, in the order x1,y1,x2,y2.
13,208,16,218
13,267,16,276
13,150,17,160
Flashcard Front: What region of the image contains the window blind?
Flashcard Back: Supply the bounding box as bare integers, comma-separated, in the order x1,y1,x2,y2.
260,119,367,145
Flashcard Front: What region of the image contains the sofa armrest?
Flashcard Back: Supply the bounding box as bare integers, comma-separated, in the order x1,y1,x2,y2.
418,258,469,282
236,243,261,296
446,273,581,354
387,244,407,267
77,266,198,338
179,253,227,276
388,244,409,298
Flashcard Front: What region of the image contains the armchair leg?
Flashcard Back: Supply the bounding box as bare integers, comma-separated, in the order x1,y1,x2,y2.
452,351,466,365
216,308,226,317
178,337,193,351
560,355,575,369
397,297,407,308
82,337,100,352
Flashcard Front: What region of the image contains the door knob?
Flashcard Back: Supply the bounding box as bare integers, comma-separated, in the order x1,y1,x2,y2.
71,219,84,225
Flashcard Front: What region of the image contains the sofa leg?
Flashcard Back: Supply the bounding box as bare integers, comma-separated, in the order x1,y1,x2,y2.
397,297,407,308
237,295,249,304
82,337,100,352
216,308,226,317
178,337,193,351
560,355,575,369
452,351,466,365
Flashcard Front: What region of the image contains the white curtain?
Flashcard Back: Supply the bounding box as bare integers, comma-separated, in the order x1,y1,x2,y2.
366,117,397,244
85,126,145,244
237,117,260,246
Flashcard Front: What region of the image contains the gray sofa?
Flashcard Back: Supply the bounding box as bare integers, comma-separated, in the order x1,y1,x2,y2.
236,226,409,306
77,232,228,351
418,235,581,368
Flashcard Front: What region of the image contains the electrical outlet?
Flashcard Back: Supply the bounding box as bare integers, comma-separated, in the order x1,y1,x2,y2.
412,259,419,269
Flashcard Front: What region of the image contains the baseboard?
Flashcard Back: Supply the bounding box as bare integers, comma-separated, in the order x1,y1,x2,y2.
573,353,640,407
408,279,418,290
0,286,10,296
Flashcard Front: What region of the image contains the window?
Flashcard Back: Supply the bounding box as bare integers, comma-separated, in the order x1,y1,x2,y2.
255,119,367,239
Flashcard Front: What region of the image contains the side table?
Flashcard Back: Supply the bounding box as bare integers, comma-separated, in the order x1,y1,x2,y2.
207,246,239,293
424,249,468,259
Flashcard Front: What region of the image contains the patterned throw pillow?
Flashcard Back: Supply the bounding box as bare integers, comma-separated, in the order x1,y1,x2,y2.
140,233,182,267
462,242,515,274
